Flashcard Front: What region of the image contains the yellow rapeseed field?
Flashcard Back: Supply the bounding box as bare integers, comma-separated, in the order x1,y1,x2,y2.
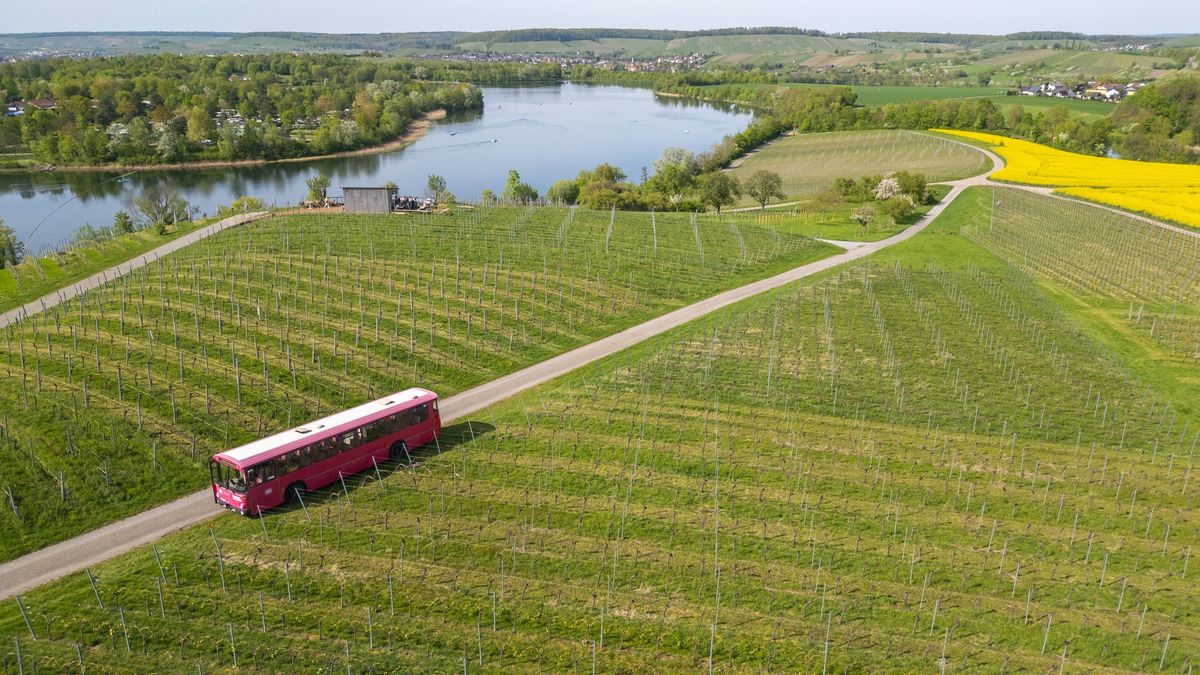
939,129,1200,228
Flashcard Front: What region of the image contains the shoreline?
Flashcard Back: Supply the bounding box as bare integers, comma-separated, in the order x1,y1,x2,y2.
0,109,448,174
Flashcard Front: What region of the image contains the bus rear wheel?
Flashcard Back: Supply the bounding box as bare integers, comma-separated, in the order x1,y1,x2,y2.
286,482,307,503
389,441,410,464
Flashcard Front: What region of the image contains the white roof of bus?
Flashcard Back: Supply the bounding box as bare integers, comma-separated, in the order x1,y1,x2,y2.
217,388,435,465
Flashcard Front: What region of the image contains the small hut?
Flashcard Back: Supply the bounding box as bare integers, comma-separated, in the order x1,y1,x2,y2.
343,187,396,213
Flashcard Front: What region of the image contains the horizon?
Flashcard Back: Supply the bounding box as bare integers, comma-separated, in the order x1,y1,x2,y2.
0,27,1194,38
6,0,1195,37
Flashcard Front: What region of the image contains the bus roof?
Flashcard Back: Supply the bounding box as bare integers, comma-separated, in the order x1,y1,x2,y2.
214,388,437,468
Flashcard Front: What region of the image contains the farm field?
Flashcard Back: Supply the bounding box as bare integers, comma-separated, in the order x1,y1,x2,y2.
942,129,1200,230
987,95,1116,120
0,207,835,561
3,187,1198,671
728,130,988,200
843,85,1007,105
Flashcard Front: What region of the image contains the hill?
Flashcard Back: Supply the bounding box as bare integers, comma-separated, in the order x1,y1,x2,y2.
3,186,1198,671
0,207,833,561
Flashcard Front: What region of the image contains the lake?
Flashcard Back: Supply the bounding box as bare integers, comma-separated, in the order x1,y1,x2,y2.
0,84,753,253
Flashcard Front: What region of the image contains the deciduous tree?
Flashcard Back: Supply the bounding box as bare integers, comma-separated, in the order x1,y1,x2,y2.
697,172,741,213
426,174,447,202
305,174,331,202
501,169,538,204
851,204,875,234
0,220,24,269
133,185,196,231
744,169,784,209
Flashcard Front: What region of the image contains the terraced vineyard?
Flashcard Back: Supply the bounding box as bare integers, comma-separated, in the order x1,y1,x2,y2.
3,189,1197,672
963,187,1200,421
729,130,987,201
967,188,1200,306
0,206,834,560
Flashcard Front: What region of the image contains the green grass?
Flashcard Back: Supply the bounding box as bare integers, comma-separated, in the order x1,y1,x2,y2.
740,184,954,242
847,85,1008,105
0,219,216,314
4,186,1197,672
0,207,834,562
989,95,1116,120
728,129,989,201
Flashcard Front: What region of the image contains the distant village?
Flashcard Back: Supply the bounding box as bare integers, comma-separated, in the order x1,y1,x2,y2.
419,51,708,73
1013,80,1147,101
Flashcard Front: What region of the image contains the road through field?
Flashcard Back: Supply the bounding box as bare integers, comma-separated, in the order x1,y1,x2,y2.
19,132,1182,599
0,177,984,600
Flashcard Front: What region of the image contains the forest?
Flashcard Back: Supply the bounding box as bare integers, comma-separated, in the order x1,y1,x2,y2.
0,54,488,166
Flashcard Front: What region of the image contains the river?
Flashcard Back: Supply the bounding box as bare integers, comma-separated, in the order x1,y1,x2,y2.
0,83,753,253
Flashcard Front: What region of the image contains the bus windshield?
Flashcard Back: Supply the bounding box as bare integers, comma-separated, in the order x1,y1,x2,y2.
212,459,248,494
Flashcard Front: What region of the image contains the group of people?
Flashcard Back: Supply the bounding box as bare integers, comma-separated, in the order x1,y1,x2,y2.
393,195,435,211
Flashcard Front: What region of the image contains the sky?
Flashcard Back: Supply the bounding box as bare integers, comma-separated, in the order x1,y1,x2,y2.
4,0,1193,36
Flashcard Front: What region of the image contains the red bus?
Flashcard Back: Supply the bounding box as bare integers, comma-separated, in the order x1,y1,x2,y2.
210,388,441,515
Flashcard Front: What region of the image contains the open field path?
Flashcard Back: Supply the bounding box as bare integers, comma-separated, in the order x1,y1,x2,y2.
0,211,269,330
0,175,980,599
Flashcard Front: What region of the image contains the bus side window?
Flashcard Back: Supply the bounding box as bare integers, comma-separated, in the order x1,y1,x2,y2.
259,461,277,482
283,452,299,475
364,421,385,442
298,445,312,468
409,403,428,425
384,413,402,434
341,428,362,450
245,466,259,485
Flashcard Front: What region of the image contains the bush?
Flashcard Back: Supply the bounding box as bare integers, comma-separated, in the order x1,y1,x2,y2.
878,196,914,223
113,211,135,234
546,179,580,205
218,195,267,217
873,176,902,200
834,175,882,202
893,171,930,204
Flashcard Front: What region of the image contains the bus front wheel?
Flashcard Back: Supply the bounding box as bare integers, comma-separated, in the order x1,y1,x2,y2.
286,482,307,503
389,441,410,464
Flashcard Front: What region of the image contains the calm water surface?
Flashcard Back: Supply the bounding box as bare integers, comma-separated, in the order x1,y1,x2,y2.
0,84,752,252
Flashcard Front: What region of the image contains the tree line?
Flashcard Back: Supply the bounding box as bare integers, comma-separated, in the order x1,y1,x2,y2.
0,54,486,166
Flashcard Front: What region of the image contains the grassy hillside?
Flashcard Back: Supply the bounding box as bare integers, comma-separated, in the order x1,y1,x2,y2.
698,83,1117,120
0,207,834,561
974,48,1168,81
4,188,1197,671
728,130,988,200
